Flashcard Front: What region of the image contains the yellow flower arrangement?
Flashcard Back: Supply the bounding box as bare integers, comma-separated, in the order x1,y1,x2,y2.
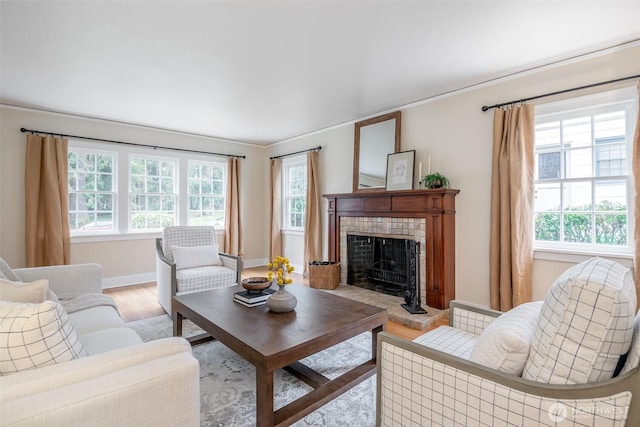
267,256,295,286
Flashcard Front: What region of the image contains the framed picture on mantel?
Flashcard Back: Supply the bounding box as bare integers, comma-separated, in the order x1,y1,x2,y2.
385,150,415,191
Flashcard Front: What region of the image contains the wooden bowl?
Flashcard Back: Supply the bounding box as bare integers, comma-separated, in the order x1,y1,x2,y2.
241,277,271,292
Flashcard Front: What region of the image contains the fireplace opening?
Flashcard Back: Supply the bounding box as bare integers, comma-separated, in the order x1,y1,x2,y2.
347,235,409,297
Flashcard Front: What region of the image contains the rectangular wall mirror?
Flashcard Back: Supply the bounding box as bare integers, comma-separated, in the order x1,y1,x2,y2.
353,111,401,192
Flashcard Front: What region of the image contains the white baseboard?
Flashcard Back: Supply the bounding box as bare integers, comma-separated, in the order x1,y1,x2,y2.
102,272,156,289
101,258,269,289
243,258,268,268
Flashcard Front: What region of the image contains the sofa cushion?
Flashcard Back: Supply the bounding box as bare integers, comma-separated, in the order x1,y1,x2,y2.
68,306,126,336
172,244,222,270
0,300,87,375
470,301,542,375
79,327,143,355
0,278,49,303
413,325,478,360
176,265,237,293
522,257,636,384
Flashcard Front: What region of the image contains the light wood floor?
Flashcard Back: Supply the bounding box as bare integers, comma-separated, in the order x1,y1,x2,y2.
104,267,445,341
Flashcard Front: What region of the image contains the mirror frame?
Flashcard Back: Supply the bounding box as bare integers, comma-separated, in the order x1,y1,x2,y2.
353,111,402,192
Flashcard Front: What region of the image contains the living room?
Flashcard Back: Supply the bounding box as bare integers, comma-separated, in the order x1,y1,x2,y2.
2,1,640,425
1,3,638,310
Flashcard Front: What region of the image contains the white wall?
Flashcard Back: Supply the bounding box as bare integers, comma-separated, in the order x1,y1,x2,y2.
0,107,270,283
272,44,640,307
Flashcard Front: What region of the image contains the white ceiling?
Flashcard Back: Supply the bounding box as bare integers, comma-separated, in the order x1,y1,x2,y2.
2,1,639,145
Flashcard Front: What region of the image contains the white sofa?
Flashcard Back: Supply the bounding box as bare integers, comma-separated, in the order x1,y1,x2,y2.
0,261,200,427
377,257,640,426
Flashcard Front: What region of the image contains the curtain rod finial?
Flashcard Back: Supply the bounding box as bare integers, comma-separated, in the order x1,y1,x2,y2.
481,106,490,112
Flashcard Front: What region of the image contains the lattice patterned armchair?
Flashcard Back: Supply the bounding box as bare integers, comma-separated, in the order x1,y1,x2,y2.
377,257,640,426
156,226,242,317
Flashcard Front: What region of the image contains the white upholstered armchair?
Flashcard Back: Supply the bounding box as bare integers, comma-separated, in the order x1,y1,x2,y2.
155,226,242,316
377,257,640,426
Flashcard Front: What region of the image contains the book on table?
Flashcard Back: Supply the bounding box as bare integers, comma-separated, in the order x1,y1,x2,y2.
234,288,275,304
233,297,267,308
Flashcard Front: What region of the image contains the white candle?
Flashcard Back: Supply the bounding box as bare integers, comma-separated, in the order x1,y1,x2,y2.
428,156,431,174
418,162,422,179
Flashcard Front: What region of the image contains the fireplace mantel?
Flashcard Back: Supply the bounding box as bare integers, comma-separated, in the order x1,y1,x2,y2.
323,189,459,309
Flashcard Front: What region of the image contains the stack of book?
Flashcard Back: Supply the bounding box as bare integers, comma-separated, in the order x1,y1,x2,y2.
233,288,276,307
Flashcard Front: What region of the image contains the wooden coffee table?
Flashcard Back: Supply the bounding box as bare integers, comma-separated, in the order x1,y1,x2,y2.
172,284,387,427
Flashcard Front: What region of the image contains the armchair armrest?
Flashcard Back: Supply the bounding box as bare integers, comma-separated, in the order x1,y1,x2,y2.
13,263,102,295
377,332,639,426
448,299,502,335
219,252,243,285
0,337,200,427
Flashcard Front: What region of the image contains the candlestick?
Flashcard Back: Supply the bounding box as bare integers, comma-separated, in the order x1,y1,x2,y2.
418,162,422,180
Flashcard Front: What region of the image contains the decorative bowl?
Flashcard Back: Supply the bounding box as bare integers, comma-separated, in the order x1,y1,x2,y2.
241,277,271,292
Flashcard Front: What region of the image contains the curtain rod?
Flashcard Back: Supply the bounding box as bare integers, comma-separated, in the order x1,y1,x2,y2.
481,74,640,112
19,127,246,159
270,145,321,160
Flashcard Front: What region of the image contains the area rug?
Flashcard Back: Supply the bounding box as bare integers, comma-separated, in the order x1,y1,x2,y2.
127,315,376,427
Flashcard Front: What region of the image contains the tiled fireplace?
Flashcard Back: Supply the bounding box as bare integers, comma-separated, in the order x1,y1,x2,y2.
323,189,459,310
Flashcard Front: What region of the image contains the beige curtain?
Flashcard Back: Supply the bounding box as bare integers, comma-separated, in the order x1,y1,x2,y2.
489,104,535,311
633,84,640,307
224,157,243,256
25,134,71,266
269,159,282,261
303,151,321,277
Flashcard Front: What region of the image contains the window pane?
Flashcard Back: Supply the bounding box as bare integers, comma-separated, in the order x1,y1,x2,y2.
537,151,561,180
68,148,116,234
535,212,560,242
563,213,592,243
595,213,627,245
187,161,226,226
564,148,592,179
535,121,560,149
595,180,627,211
562,117,591,148
534,183,560,212
563,181,591,211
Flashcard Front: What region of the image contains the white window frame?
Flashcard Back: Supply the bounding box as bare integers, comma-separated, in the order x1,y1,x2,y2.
68,145,117,235
282,155,307,231
128,153,178,232
68,140,228,242
533,86,637,264
187,159,227,228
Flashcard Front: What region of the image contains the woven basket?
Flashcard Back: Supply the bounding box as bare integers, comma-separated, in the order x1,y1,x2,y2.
308,261,340,290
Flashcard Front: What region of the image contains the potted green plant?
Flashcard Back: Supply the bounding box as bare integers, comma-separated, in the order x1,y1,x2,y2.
422,172,450,189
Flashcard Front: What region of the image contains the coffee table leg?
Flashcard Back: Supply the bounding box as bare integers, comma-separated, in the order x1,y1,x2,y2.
256,369,274,427
173,311,183,337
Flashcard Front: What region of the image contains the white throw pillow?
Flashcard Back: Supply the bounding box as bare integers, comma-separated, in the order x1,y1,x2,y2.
522,257,637,384
171,244,222,270
470,301,542,375
0,300,87,375
0,278,49,303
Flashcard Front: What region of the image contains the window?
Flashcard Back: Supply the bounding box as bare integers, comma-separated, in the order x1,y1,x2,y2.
129,156,177,231
283,157,307,229
188,160,226,227
68,148,116,233
533,87,636,255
